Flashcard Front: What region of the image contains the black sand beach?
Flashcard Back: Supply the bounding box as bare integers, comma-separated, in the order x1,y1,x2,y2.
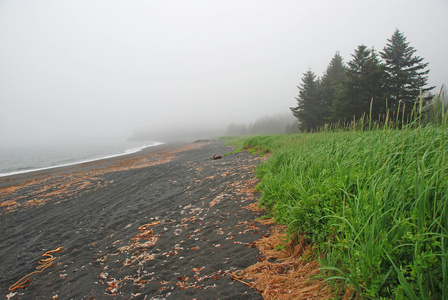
0,140,270,299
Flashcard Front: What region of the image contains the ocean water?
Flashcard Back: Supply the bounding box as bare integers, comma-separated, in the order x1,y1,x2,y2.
0,140,163,177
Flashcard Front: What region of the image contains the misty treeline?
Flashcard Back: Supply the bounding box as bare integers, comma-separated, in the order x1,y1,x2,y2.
290,29,436,132
226,113,300,136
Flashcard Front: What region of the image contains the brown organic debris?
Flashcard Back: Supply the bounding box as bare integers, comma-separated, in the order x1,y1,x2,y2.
231,227,330,299
211,154,223,160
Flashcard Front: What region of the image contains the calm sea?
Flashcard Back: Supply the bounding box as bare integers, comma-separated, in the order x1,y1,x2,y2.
0,140,163,177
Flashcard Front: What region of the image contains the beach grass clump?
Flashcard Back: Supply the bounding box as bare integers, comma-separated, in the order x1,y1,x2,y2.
238,103,448,298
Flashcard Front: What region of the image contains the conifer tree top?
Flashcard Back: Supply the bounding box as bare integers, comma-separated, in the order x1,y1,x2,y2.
380,29,433,108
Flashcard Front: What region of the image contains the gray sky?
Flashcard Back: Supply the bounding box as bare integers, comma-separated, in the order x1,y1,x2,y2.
1,0,447,146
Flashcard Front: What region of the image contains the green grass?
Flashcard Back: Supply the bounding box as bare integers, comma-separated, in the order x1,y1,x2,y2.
224,96,448,299
219,136,247,155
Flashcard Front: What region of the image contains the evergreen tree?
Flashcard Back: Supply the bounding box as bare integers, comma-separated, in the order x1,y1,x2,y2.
333,45,386,122
290,69,321,131
319,52,347,123
380,29,434,117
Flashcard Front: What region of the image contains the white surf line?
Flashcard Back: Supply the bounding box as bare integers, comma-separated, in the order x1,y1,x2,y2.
0,142,165,178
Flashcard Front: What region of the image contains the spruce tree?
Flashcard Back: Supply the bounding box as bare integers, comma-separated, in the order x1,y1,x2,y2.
380,29,434,117
290,70,321,131
319,52,347,123
333,45,386,122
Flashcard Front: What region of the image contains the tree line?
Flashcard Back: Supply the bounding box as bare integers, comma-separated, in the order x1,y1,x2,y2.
290,29,435,132
226,113,300,136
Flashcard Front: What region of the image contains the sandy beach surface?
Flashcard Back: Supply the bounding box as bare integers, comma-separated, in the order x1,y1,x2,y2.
0,140,270,299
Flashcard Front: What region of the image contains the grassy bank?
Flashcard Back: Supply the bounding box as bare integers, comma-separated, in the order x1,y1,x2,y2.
224,121,448,298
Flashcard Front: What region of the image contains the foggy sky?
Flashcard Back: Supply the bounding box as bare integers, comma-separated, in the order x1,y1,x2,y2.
1,0,447,146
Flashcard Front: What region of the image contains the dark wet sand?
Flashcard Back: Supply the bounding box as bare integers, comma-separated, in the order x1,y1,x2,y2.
0,140,270,299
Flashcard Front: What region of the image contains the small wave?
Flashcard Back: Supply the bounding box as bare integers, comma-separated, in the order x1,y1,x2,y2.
0,142,164,178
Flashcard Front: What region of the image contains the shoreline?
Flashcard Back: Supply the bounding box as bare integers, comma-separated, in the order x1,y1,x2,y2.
0,141,165,179
0,142,184,190
1,140,270,299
